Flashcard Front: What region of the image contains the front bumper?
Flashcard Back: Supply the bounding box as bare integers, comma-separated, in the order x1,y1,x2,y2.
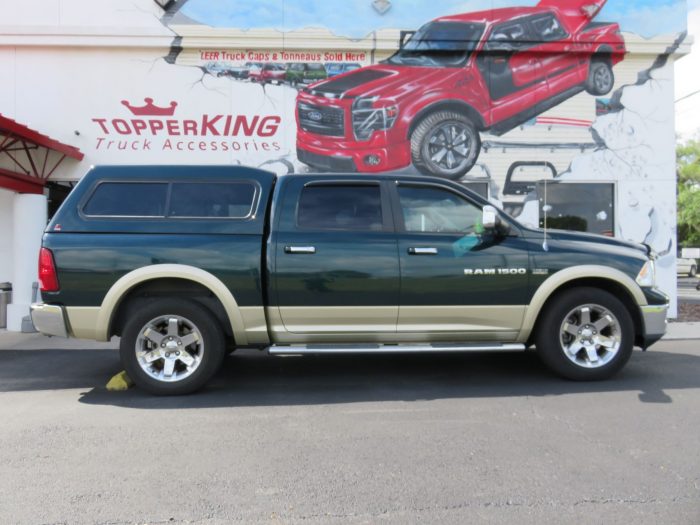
296,138,411,173
640,304,668,348
30,303,69,338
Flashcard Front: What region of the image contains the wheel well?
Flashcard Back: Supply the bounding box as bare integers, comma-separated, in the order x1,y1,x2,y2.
408,101,487,139
109,278,233,340
529,278,644,346
592,46,613,64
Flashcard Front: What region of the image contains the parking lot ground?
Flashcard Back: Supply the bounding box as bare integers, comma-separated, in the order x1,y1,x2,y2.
0,336,699,525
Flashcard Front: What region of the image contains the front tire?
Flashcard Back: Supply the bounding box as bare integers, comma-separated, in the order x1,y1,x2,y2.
535,288,634,381
586,60,615,96
689,265,697,278
410,110,481,180
119,298,226,395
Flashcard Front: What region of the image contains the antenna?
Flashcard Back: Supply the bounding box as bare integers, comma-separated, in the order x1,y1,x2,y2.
542,178,550,252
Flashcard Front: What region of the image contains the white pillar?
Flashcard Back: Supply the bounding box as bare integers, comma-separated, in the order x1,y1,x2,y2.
6,193,47,331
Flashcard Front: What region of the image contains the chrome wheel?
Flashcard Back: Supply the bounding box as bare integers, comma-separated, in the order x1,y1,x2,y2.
135,315,204,382
424,122,477,173
559,304,622,369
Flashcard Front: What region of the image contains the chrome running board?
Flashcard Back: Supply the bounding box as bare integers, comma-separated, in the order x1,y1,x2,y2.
268,343,526,355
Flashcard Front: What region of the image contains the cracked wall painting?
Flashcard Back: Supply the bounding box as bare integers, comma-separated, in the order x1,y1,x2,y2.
47,0,684,312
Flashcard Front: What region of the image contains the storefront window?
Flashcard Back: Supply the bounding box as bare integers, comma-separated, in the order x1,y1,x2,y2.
538,182,615,236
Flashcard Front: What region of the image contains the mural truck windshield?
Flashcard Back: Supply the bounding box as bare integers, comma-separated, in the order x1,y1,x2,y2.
387,22,485,67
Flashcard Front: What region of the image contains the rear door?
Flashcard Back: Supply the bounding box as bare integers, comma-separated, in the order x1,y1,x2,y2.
271,178,399,337
476,19,547,125
392,181,530,339
527,12,585,92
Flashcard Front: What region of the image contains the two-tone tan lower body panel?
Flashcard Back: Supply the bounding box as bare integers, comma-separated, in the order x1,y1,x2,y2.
66,306,270,345
267,305,525,344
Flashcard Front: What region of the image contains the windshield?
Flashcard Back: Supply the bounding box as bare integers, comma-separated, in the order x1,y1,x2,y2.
387,21,485,67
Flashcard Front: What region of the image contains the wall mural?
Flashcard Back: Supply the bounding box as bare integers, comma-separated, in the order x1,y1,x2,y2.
75,0,686,310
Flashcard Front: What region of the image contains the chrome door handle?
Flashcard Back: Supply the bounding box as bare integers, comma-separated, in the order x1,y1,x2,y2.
285,246,316,254
408,247,438,255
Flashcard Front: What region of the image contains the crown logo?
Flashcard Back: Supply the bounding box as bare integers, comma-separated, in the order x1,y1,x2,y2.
121,97,178,116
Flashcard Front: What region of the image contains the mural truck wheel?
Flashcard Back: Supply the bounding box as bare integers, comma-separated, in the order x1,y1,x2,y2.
586,60,615,96
535,287,634,381
411,111,480,180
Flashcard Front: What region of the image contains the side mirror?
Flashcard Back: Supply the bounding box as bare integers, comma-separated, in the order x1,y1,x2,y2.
482,205,498,230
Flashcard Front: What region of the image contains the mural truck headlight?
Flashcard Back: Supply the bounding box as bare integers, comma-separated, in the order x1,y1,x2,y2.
352,97,399,141
636,260,656,288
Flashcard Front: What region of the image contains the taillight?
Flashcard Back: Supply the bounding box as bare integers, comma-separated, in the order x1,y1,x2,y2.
38,247,60,292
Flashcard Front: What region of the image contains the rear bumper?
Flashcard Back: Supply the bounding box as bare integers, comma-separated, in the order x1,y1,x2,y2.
30,303,69,338
639,304,668,348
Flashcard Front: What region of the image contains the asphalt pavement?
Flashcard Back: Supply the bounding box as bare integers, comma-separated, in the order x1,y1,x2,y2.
0,334,699,524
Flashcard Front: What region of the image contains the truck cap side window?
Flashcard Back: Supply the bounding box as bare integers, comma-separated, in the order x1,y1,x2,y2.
398,185,482,234
297,184,383,231
82,182,168,217
168,182,258,219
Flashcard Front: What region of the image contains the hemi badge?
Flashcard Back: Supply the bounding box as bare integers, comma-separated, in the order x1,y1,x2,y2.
532,269,549,275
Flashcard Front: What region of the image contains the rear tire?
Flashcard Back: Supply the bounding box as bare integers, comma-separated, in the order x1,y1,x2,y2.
689,265,697,277
535,287,634,381
410,110,481,180
119,298,225,395
585,60,615,96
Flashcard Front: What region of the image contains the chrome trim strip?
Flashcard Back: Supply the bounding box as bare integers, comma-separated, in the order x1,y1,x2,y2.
285,246,316,254
30,303,69,338
269,343,526,355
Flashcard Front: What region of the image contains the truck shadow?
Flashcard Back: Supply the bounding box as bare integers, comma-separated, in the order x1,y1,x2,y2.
1,347,697,407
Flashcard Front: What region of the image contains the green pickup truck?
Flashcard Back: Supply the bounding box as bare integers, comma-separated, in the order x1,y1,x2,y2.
31,166,668,395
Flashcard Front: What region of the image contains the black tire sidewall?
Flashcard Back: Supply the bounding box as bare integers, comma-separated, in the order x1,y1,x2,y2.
119,298,226,395
410,110,481,180
586,61,614,96
535,288,634,381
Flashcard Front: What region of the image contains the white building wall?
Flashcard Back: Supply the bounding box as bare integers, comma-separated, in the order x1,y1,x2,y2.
0,188,15,284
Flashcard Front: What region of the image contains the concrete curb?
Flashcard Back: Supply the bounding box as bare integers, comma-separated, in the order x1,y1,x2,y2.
664,322,700,341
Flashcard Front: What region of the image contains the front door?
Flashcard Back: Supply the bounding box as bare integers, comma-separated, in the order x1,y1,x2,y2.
272,178,399,337
393,182,530,339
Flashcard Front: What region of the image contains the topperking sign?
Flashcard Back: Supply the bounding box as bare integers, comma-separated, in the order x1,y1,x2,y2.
91,97,283,153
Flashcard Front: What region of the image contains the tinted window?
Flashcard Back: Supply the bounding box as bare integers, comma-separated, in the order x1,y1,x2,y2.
84,182,167,217
169,182,256,218
538,182,615,236
388,22,485,67
530,14,567,42
398,186,482,234
487,21,533,49
297,185,383,231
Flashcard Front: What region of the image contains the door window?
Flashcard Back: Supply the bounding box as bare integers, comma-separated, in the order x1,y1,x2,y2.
530,14,567,42
297,184,384,231
486,21,532,50
398,186,482,234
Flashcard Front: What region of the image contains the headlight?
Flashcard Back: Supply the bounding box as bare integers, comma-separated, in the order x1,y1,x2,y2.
636,260,656,288
352,96,398,141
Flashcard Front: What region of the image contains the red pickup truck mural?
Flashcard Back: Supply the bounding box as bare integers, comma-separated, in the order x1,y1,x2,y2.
296,0,626,179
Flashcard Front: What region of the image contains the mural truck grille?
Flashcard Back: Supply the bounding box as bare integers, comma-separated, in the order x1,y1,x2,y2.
298,103,345,137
